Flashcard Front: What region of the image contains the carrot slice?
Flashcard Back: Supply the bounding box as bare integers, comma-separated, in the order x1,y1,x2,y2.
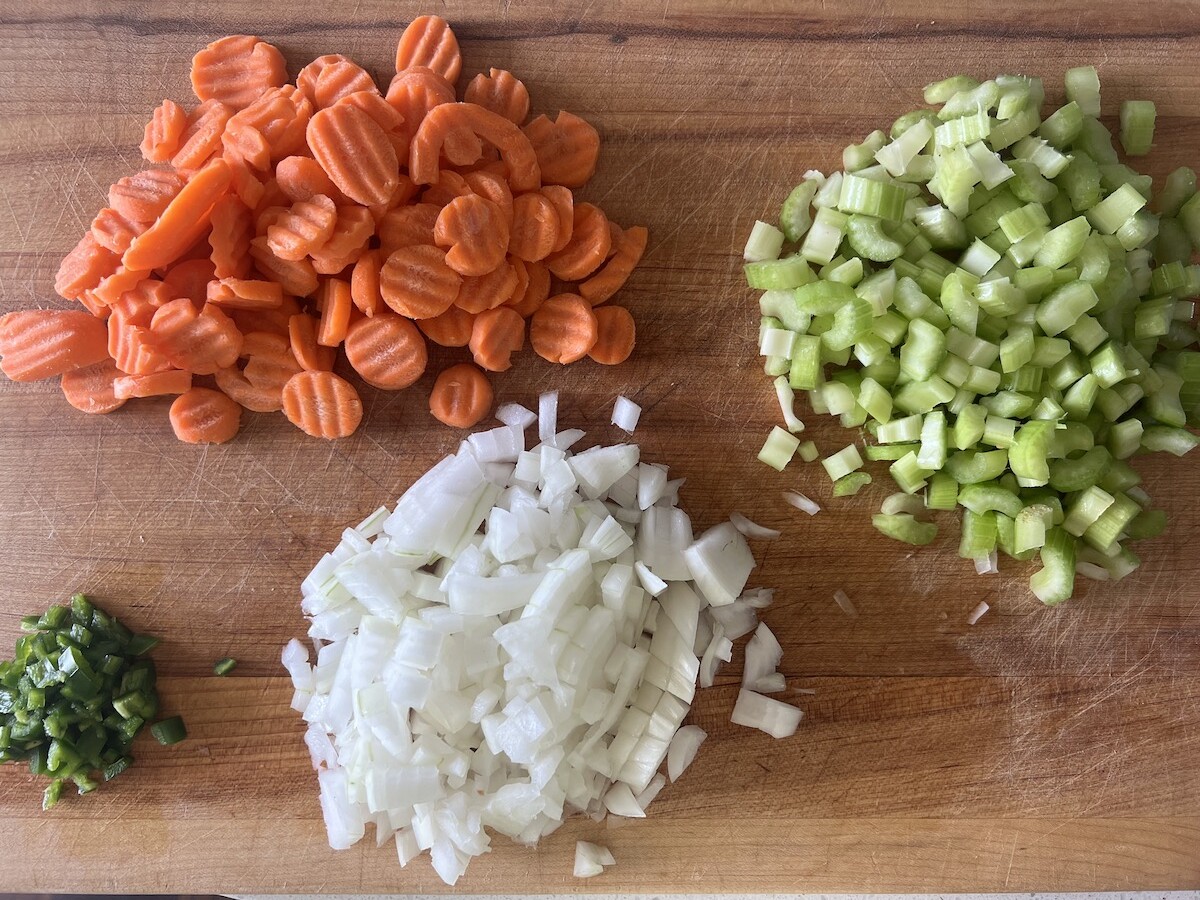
108,296,173,375
580,225,648,306
505,257,530,308
378,203,441,253
243,334,303,399
368,173,418,225
249,236,320,297
507,192,559,262
241,331,291,359
469,306,525,372
433,194,509,276
545,202,611,281
191,35,288,109
385,66,455,143
281,370,363,438
124,158,233,271
109,169,186,225
207,277,284,310
0,309,111,382
463,170,514,224
76,290,110,319
172,100,233,173
428,363,492,428
93,266,151,306
529,293,598,364
223,87,313,171
119,278,174,309
307,104,400,206
161,258,217,305
379,245,461,319
228,294,300,337
316,278,353,347
214,366,284,412
540,185,574,252
266,194,337,261
61,358,127,414
140,99,188,163
454,262,519,314
523,111,600,188
420,170,473,209
344,313,428,389
410,103,540,192
55,233,121,301
170,387,242,443
227,158,267,209
149,298,243,374
395,16,461,82
417,305,474,347
310,59,380,109
350,249,382,317
335,90,402,133
310,205,374,275
275,155,344,204
588,305,636,365
113,369,193,399
464,68,530,125
90,208,144,256
209,195,254,279
288,313,336,371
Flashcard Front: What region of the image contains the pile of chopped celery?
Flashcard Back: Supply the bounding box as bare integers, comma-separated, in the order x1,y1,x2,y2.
745,68,1200,605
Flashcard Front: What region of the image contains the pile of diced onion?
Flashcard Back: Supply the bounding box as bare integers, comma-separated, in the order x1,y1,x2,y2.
282,395,802,884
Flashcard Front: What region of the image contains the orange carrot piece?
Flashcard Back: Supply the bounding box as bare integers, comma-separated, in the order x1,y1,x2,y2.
243,335,303,396
288,313,336,371
410,103,540,192
420,170,472,209
140,99,188,163
378,203,441,253
228,294,300,338
249,236,320,297
275,155,344,204
207,277,285,310
469,306,525,372
160,258,216,305
266,194,337,261
335,90,402,133
0,309,111,382
172,100,233,173
350,249,382,317
307,104,400,206
223,87,313,171
190,35,288,109
385,66,455,143
209,195,254,279
310,205,374,275
113,369,193,399
417,305,474,347
540,185,574,252
464,68,530,125
368,173,418,225
170,387,242,443
149,297,243,374
93,266,151,306
505,257,530,308
545,202,611,281
227,158,267,209
464,170,514,224
433,194,509,276
523,111,600,188
215,366,284,412
281,370,363,438
109,169,186,225
454,262,519,314
119,278,174,309
61,358,127,414
428,363,492,428
395,15,461,82
344,313,428,389
76,290,111,319
316,279,353,347
310,59,380,109
588,305,636,365
55,233,121,301
241,331,291,359
124,158,233,272
507,192,559,262
90,208,146,257
108,296,173,376
379,245,461,319
579,225,648,306
529,293,599,364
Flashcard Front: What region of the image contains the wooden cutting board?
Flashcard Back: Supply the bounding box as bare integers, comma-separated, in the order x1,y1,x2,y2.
0,0,1197,892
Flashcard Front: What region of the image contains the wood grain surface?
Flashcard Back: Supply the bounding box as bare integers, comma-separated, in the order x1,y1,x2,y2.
1,0,1198,893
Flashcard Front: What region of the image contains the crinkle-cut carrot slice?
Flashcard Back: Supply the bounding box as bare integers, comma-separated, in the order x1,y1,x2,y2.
0,309,111,382
250,236,320,297
170,387,242,443
545,202,611,281
344,313,428,389
379,244,461,319
275,155,345,204
350,249,382,317
378,203,440,254
109,169,187,225
108,296,173,376
587,305,636,365
523,111,601,189
580,225,648,306
255,205,288,237
215,366,284,412
191,35,288,110
140,99,188,163
507,192,559,262
368,174,418,225
149,297,243,375
288,313,336,371
310,59,380,109
227,158,267,209
385,66,455,140
244,337,302,393
56,232,121,301
113,369,193,399
229,294,300,337
417,305,473,347
428,362,492,428
252,177,290,220
434,194,509,276
172,100,233,173
281,370,362,439
119,278,173,309
240,331,291,359
77,290,111,319
540,185,574,252
456,153,505,178
310,205,374,275
505,257,530,307
529,293,598,364
162,258,217,305
464,68,530,125
420,170,472,209
469,306,525,372
91,207,144,256
307,104,400,207
316,278,352,347
266,194,337,261
410,103,540,192
395,15,461,82
464,170,514,223
209,195,254,279
123,158,232,272
207,277,284,310
61,358,126,414
454,262,519,314
336,89,407,161
443,128,484,168
223,87,313,171
93,266,151,306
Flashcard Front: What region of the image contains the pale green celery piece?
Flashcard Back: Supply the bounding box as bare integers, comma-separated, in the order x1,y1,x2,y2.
982,414,1017,448
959,239,1002,277
917,411,948,470
820,381,857,417
926,472,959,510
759,426,802,471
833,471,873,497
1014,503,1053,554
822,295,874,351
1065,66,1101,117
1075,234,1111,284
889,451,933,493
964,365,1002,395
893,108,941,139
965,190,1023,236
1097,383,1144,421
1012,136,1072,179
998,202,1051,243
1039,101,1083,147
822,444,864,481
1133,297,1174,340
813,171,844,209
1063,485,1116,536
788,335,822,391
872,311,908,346
987,105,1040,152
1099,164,1153,200
1030,527,1077,605
939,80,1000,120
846,215,904,262
945,327,1000,367
946,449,1009,484
1008,420,1055,486
779,177,821,243
800,207,849,265
797,440,820,463
899,318,947,381
1083,492,1141,552
867,442,920,461
1000,326,1035,372
1010,159,1059,205
744,220,785,262
844,130,888,173
745,255,814,290
1059,154,1102,212
938,352,971,387
1065,315,1107,354
1107,418,1144,459
1086,183,1148,235
924,75,981,105
1035,338,1074,371
1116,210,1159,251
959,508,999,558
853,334,892,367
1144,368,1186,428
826,256,865,286
1062,372,1100,419
1034,216,1091,269
837,174,907,222
876,118,936,177
975,278,1027,317
1006,227,1048,267
941,272,980,333
873,513,938,545
1036,280,1100,335
1150,260,1188,296
981,390,1037,418
858,377,893,424
894,375,956,414
764,356,790,377
1141,425,1200,456
914,204,971,249
1089,341,1129,388
953,404,987,449
1119,100,1155,156
959,482,1023,518
1157,167,1196,217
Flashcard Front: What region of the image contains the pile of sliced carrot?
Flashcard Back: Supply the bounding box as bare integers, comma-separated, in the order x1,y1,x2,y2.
0,17,646,443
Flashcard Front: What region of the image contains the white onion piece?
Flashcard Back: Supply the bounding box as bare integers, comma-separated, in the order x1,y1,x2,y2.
742,622,782,689
967,600,990,625
602,782,646,818
683,522,755,607
833,589,858,617
731,689,803,738
637,464,668,511
751,672,787,693
496,402,536,429
973,551,999,575
574,841,616,878
538,391,558,446
666,724,706,782
729,512,781,541
611,396,642,433
1076,561,1111,581
782,490,820,516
